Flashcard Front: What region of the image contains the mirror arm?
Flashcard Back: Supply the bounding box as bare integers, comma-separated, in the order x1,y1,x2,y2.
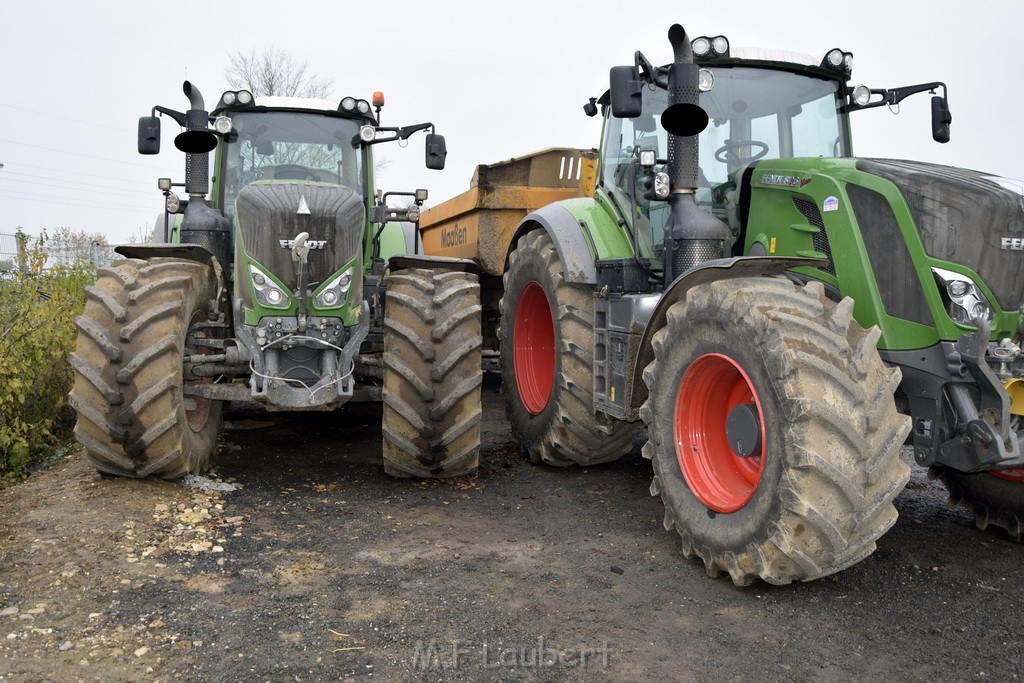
152,105,187,127
848,81,947,112
634,51,657,82
398,122,433,140
364,122,434,145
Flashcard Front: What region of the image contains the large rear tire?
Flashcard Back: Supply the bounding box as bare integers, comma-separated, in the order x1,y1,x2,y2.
642,277,910,585
498,230,640,466
68,257,224,478
382,268,482,478
931,466,1024,541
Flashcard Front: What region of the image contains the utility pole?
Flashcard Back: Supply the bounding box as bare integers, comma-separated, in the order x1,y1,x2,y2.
15,228,27,274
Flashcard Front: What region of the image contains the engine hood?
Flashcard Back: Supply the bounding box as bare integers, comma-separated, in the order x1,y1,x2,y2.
857,159,1024,311
235,181,364,290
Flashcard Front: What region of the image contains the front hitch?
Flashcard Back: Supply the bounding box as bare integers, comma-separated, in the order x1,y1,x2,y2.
938,318,1024,471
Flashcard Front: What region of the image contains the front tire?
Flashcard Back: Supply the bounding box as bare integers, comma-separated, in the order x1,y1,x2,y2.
498,230,639,466
68,257,224,478
931,466,1024,541
642,277,910,585
382,268,482,478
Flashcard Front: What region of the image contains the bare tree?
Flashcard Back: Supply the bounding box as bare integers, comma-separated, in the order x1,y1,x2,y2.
225,48,334,98
46,227,109,268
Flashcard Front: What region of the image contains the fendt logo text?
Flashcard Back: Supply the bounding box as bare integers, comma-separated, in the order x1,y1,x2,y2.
1001,237,1024,251
280,239,328,250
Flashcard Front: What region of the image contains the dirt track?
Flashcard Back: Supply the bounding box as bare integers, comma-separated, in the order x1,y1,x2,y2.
1,374,1023,681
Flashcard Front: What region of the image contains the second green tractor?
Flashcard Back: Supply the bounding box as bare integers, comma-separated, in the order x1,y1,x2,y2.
421,23,1024,585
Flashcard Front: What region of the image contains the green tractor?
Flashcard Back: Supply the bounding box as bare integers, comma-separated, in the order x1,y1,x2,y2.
69,82,482,480
425,24,1024,584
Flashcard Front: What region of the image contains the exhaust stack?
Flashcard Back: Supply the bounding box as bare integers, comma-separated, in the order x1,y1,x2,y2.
174,81,216,197
174,81,231,267
660,24,730,285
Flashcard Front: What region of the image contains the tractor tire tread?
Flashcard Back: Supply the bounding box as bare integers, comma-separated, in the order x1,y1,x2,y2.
382,268,482,478
644,277,910,586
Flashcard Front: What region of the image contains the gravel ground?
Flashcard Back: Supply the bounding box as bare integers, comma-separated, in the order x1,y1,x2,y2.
1,373,1022,681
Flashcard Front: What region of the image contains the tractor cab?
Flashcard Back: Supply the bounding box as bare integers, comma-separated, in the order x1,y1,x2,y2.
597,41,947,271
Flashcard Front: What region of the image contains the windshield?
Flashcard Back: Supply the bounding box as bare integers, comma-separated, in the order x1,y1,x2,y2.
221,111,365,218
601,67,844,260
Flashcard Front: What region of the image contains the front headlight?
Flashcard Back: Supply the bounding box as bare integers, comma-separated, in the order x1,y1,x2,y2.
249,263,289,308
315,268,353,308
932,267,993,325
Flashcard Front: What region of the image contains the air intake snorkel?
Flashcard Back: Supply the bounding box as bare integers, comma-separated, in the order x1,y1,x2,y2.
658,24,731,286
174,81,232,268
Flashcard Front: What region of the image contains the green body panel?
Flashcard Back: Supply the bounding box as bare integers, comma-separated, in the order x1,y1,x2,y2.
236,227,362,329
377,222,410,263
548,195,637,261
741,157,1018,349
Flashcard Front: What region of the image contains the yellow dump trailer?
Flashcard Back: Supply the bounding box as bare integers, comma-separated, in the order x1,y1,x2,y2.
419,147,596,276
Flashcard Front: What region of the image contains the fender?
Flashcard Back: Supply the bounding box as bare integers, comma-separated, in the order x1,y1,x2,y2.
626,255,825,415
115,243,220,269
389,253,479,275
508,203,599,285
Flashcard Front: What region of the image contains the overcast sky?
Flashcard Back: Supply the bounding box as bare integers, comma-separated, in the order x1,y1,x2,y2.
1,0,1021,244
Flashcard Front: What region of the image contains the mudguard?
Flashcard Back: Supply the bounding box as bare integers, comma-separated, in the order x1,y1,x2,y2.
389,253,479,274
115,243,220,268
627,255,825,414
509,203,599,285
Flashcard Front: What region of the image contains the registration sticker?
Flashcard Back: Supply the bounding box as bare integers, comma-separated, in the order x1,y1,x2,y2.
823,196,839,212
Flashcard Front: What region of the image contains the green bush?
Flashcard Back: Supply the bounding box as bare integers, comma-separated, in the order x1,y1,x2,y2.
0,238,94,484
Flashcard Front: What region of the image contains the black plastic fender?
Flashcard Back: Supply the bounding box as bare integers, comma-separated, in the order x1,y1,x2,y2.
388,253,479,274
627,255,825,415
508,203,598,285
115,243,220,269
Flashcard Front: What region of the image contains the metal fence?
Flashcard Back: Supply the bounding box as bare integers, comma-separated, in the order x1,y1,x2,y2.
0,231,120,271
0,231,21,270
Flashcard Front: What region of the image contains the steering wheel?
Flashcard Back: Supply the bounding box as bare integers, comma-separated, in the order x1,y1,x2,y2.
714,140,769,165
273,164,320,181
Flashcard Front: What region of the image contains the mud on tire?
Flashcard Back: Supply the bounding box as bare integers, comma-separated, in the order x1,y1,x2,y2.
68,257,223,478
642,277,911,586
498,230,640,466
931,465,1024,541
382,268,482,478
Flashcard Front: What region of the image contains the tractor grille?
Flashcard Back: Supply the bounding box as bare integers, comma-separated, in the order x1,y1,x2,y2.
858,159,1024,312
847,183,933,326
792,196,835,276
236,183,364,291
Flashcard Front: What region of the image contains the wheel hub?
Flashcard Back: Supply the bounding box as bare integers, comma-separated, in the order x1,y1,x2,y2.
725,403,762,458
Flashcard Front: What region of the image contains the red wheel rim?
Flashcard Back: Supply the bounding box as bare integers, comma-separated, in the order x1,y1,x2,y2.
991,468,1024,483
513,281,555,415
674,353,766,513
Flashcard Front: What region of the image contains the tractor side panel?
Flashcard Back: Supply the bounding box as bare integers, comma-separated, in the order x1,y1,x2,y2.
739,158,1018,350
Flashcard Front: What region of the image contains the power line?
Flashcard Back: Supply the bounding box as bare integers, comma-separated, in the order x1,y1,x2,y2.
0,138,179,170
1,173,158,200
0,161,176,187
0,103,134,133
0,192,156,213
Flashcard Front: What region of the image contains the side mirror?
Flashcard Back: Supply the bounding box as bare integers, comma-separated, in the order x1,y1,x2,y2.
931,95,951,144
425,133,447,170
609,65,643,118
138,116,161,154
